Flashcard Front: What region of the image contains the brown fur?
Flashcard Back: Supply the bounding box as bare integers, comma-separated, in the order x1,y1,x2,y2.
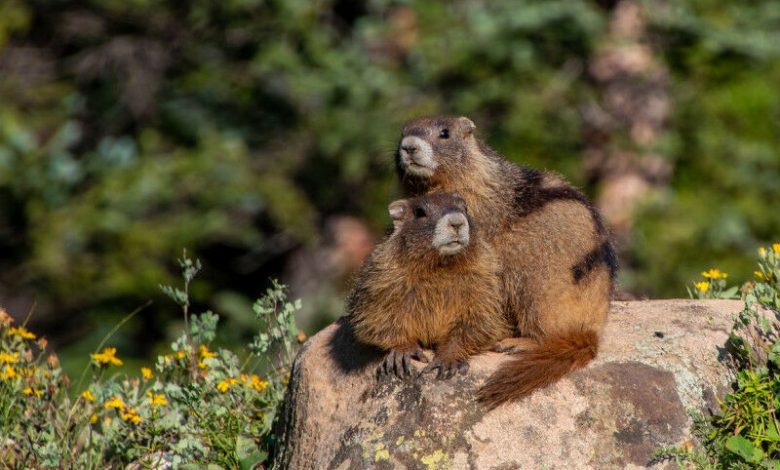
479,330,598,408
397,116,617,407
347,193,512,373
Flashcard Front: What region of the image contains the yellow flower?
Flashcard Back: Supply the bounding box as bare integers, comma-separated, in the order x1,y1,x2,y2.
199,345,217,359
695,281,710,293
8,326,36,340
773,243,780,254
147,391,168,407
120,407,142,424
23,387,42,397
1,365,18,380
104,396,125,410
217,377,238,393
0,352,18,363
755,271,769,281
174,350,186,360
91,347,123,367
81,390,96,402
90,413,98,424
701,268,727,279
141,367,153,380
250,374,269,393
759,247,767,257
197,360,207,370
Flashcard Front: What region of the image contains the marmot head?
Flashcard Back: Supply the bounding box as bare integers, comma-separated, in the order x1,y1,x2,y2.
387,192,472,258
396,116,478,185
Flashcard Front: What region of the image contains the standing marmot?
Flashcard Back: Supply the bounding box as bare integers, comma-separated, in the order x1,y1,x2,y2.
396,116,617,407
347,193,511,379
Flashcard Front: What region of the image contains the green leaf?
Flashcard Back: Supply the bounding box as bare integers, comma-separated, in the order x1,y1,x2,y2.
239,451,268,470
726,435,764,463
236,435,258,460
719,286,740,299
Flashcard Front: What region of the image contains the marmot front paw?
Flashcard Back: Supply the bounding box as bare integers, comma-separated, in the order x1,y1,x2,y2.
377,347,429,379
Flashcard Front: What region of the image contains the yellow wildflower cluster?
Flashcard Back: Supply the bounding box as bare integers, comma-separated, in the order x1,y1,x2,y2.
81,390,96,402
695,281,710,293
102,396,142,424
8,326,36,340
91,347,123,367
147,391,168,407
120,407,142,424
199,345,217,359
758,244,780,258
701,268,728,279
161,350,187,366
1,365,18,380
241,373,269,393
0,352,19,363
197,345,218,369
104,396,125,410
22,387,43,398
141,367,153,380
755,271,771,281
217,377,239,393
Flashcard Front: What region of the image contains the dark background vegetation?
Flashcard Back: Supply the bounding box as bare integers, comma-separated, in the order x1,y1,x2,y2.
1,0,779,375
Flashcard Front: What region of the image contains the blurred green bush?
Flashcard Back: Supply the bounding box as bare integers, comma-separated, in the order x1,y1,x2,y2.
0,0,778,360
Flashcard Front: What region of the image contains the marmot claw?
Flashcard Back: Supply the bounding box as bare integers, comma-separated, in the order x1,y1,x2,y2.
377,347,429,379
419,357,469,380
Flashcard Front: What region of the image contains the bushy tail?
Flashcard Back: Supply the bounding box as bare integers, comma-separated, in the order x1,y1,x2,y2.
478,329,599,409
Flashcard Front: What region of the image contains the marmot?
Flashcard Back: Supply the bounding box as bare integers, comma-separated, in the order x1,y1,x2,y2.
347,192,511,379
396,116,617,408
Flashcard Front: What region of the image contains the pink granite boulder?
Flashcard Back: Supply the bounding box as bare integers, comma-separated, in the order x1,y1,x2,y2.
274,300,740,469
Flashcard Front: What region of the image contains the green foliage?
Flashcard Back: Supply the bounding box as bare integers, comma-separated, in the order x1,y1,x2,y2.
1,0,779,368
632,0,780,296
0,0,608,339
0,255,301,468
669,244,780,468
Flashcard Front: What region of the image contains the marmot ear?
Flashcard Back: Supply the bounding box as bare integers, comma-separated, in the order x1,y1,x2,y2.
458,116,476,136
388,200,409,229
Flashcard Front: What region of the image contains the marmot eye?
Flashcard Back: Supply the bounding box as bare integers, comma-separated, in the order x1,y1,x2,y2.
439,129,449,139
413,207,427,218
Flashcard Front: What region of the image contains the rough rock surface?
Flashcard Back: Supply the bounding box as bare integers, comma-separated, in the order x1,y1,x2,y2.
274,300,741,469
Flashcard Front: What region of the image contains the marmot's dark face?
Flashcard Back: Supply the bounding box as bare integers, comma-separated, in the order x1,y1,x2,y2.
388,193,472,258
396,116,476,181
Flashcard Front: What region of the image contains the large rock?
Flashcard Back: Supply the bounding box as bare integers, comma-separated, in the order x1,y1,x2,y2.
274,300,741,469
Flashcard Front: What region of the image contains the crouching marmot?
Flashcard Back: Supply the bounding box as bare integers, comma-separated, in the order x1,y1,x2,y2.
347,192,511,379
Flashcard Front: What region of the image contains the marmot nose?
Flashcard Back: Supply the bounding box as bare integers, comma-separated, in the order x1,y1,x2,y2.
447,213,467,231
401,144,417,156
